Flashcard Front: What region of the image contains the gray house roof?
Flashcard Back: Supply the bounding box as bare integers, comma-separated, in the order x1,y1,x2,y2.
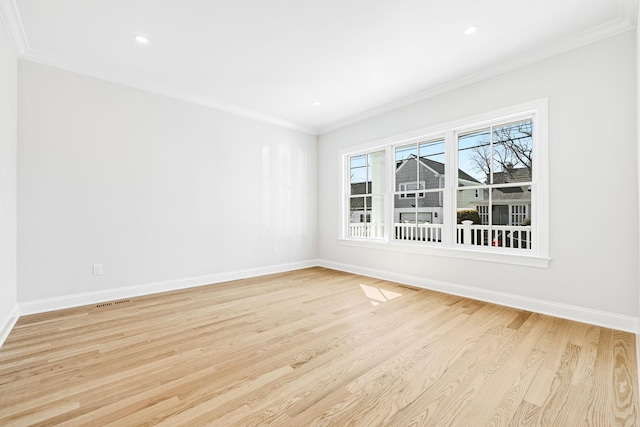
493,166,532,184
395,155,480,184
491,185,531,202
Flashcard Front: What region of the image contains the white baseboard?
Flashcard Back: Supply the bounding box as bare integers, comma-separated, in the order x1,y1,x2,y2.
18,260,318,316
8,258,638,347
0,304,19,348
318,259,640,333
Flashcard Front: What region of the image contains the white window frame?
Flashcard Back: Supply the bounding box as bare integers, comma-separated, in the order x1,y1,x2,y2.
345,149,388,240
338,99,549,268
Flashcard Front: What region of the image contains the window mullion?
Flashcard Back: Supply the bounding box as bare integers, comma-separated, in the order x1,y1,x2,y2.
443,130,456,246
385,146,393,241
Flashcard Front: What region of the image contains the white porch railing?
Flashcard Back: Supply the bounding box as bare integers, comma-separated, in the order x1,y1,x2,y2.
394,223,443,242
456,221,531,249
350,222,531,249
348,223,442,241
349,223,384,238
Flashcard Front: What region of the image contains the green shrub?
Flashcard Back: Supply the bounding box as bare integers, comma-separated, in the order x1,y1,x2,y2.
457,209,481,224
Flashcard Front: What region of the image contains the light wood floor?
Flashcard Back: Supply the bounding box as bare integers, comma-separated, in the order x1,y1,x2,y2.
0,267,638,426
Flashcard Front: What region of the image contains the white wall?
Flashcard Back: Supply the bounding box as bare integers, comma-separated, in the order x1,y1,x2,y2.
318,31,638,322
0,18,17,337
18,61,317,304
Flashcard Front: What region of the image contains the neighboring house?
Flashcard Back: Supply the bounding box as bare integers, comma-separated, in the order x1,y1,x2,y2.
350,154,482,226
473,166,532,226
395,155,481,225
350,157,531,229
394,155,444,225
348,182,371,223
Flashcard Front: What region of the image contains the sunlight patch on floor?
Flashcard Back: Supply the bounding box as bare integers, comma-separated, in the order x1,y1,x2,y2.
360,284,402,306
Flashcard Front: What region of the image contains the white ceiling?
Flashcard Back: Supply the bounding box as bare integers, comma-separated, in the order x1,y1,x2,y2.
0,0,637,134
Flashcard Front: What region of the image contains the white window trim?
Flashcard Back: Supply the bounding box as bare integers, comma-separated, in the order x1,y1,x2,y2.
338,99,550,268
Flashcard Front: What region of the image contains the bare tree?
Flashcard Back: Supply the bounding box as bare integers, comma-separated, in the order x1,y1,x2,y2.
468,121,533,181
494,121,533,172
468,143,492,181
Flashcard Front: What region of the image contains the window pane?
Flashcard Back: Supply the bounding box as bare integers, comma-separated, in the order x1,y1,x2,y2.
393,190,443,243
456,189,488,246
492,120,533,184
458,129,490,186
347,150,385,240
351,151,385,196
490,186,532,250
349,197,365,237
396,144,417,162
349,195,384,238
417,191,443,242
456,188,487,213
491,186,531,224
394,193,415,241
455,186,532,249
419,139,445,188
350,154,367,195
396,144,418,195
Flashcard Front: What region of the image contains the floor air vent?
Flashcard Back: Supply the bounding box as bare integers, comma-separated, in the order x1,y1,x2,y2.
96,299,130,308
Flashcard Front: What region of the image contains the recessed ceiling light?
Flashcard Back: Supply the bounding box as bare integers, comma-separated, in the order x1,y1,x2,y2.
133,34,149,44
464,26,477,35
312,101,321,106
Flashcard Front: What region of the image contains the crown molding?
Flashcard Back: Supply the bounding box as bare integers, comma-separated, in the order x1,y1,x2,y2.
2,0,636,136
620,0,639,24
318,0,638,135
0,0,317,135
20,49,318,135
0,0,28,55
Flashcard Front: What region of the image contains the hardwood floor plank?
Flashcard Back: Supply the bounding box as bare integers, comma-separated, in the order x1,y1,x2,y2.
0,267,637,426
537,341,582,425
293,305,519,426
508,400,541,426
587,327,619,425
384,311,535,426
1,400,81,426
521,317,575,408
611,330,638,426
284,311,473,426
457,314,551,426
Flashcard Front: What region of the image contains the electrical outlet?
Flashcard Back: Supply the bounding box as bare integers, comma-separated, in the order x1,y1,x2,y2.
93,264,103,276
273,247,278,255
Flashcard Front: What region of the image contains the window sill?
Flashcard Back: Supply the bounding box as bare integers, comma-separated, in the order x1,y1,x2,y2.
337,238,550,268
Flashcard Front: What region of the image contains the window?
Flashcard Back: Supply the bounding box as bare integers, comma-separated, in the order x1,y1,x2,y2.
394,138,445,242
457,119,533,249
340,100,548,266
348,150,385,238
